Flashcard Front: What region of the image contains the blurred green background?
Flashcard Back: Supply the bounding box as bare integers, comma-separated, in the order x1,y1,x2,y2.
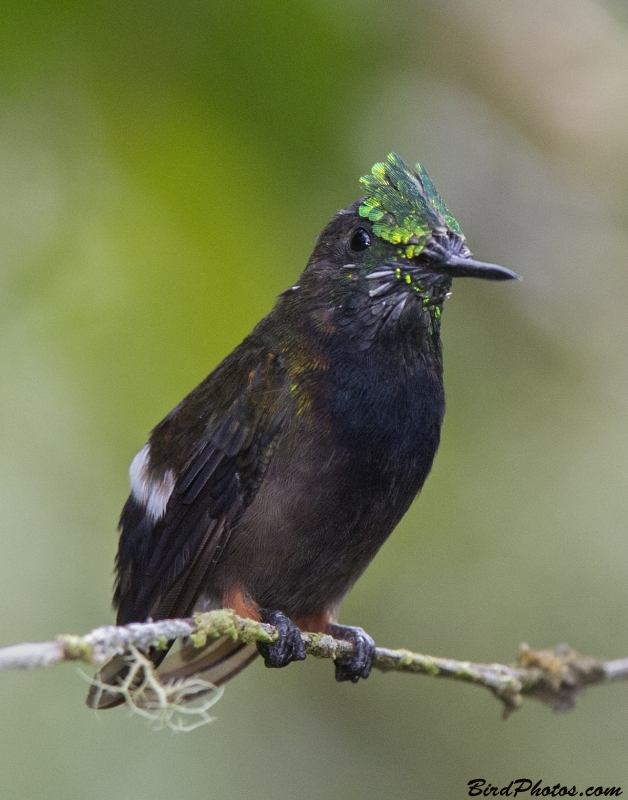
1,0,628,797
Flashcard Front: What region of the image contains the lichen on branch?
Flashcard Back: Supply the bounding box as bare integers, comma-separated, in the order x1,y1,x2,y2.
0,609,625,730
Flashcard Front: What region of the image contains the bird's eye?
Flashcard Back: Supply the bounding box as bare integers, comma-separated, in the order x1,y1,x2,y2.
349,228,371,252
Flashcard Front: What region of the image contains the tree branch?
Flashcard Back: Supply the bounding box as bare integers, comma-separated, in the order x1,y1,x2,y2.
0,610,625,719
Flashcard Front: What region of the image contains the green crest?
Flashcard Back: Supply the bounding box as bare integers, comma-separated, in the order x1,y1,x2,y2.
358,153,464,259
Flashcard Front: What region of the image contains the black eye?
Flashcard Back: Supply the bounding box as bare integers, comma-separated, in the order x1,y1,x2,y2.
349,228,371,252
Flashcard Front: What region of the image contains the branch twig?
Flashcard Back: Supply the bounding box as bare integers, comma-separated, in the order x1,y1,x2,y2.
0,610,624,717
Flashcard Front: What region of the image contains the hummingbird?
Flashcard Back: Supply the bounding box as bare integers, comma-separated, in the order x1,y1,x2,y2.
87,153,517,709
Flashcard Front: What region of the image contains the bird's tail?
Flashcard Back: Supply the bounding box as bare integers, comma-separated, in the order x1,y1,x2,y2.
86,636,258,711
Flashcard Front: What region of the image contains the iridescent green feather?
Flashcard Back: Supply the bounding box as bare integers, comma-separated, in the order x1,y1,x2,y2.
415,164,462,236
358,153,464,257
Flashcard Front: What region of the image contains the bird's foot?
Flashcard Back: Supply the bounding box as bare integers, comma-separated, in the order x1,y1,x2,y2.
257,609,307,669
327,623,375,683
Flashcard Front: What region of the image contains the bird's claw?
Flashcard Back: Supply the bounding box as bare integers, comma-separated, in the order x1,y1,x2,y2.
257,609,307,668
327,623,375,683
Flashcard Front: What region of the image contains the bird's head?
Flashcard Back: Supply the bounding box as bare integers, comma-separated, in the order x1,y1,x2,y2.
285,154,517,353
357,152,516,277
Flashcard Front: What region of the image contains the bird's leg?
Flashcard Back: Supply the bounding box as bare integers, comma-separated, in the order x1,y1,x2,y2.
257,609,307,669
326,623,375,683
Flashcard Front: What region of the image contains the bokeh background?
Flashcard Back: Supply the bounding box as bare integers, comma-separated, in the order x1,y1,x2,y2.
1,0,628,797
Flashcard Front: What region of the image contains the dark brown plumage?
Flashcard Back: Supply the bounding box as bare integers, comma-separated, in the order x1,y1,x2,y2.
87,156,516,709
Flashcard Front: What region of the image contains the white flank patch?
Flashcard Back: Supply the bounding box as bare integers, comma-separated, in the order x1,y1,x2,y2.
129,444,175,521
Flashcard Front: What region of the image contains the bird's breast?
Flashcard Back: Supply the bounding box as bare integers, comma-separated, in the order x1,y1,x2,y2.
321,341,445,460
208,329,446,616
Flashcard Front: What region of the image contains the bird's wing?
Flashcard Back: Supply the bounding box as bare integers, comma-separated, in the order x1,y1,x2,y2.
113,342,288,625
